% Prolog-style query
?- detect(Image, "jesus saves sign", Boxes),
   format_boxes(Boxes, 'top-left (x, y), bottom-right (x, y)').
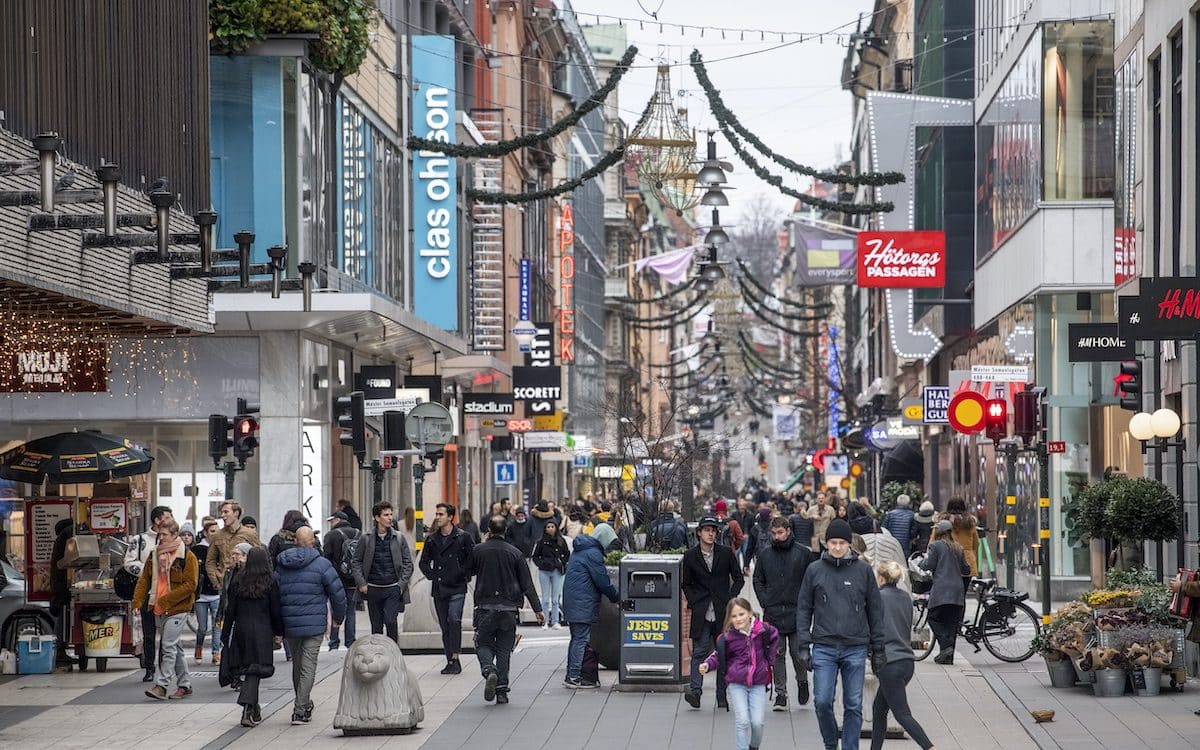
top-left (856, 231), bottom-right (946, 289)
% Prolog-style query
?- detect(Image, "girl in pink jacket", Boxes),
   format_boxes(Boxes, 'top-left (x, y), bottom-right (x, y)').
top-left (699, 597), bottom-right (780, 750)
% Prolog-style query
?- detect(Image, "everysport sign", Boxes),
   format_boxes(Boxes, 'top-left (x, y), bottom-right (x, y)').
top-left (856, 231), bottom-right (946, 288)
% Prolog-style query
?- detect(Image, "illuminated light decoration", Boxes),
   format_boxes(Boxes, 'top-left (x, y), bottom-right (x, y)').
top-left (626, 66), bottom-right (698, 215)
top-left (558, 204), bottom-right (575, 364)
top-left (1004, 324), bottom-right (1034, 362)
top-left (849, 461), bottom-right (864, 478)
top-left (948, 390), bottom-right (988, 434)
top-left (827, 326), bottom-right (842, 440)
top-left (883, 289), bottom-right (941, 362)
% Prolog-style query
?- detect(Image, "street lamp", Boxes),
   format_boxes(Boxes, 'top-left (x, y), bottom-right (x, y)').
top-left (1127, 407), bottom-right (1186, 574)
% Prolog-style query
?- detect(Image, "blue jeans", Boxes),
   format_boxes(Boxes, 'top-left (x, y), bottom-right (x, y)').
top-left (566, 622), bottom-right (591, 680)
top-left (726, 683), bottom-right (767, 750)
top-left (194, 596), bottom-right (221, 654)
top-left (538, 569), bottom-right (563, 624)
top-left (329, 586), bottom-right (357, 648)
top-left (812, 644), bottom-right (868, 750)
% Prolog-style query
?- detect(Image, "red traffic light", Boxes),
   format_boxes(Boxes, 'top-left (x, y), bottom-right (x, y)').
top-left (985, 398), bottom-right (1008, 443)
top-left (236, 416), bottom-right (258, 436)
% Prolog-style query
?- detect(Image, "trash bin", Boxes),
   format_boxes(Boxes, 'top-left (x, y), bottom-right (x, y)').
top-left (618, 553), bottom-right (683, 685)
top-left (81, 608), bottom-right (124, 657)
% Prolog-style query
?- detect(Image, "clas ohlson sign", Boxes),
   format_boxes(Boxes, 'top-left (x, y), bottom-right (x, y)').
top-left (412, 35), bottom-right (458, 330)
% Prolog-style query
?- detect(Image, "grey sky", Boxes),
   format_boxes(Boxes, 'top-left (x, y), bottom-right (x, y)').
top-left (576, 0), bottom-right (876, 226)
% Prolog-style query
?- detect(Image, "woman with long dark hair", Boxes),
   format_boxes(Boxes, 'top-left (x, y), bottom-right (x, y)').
top-left (919, 520), bottom-right (970, 665)
top-left (530, 520), bottom-right (570, 629)
top-left (220, 547), bottom-right (283, 728)
top-left (458, 508), bottom-right (482, 544)
top-left (268, 510), bottom-right (310, 564)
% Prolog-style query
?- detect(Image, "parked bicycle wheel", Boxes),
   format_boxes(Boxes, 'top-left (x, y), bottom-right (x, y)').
top-left (981, 600), bottom-right (1040, 662)
top-left (911, 598), bottom-right (937, 661)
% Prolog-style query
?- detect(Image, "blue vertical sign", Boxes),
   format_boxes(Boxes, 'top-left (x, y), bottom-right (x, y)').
top-left (411, 36), bottom-right (458, 330)
top-left (828, 326), bottom-right (841, 440)
top-left (518, 258), bottom-right (531, 321)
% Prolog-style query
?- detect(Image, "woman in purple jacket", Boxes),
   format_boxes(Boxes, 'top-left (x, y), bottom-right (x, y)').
top-left (699, 598), bottom-right (780, 750)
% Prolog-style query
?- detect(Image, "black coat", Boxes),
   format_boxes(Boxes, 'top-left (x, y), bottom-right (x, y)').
top-left (752, 536), bottom-right (815, 633)
top-left (505, 520), bottom-right (535, 557)
top-left (341, 506), bottom-right (364, 532)
top-left (219, 580), bottom-right (284, 687)
top-left (681, 543), bottom-right (744, 638)
top-left (531, 533), bottom-right (570, 573)
top-left (418, 527), bottom-right (474, 597)
top-left (322, 524), bottom-right (360, 585)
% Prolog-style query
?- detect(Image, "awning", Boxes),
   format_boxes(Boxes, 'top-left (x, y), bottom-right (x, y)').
top-left (880, 439), bottom-right (924, 484)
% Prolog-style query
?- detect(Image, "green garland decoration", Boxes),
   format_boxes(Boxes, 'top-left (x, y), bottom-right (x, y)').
top-left (611, 275), bottom-right (699, 304)
top-left (737, 337), bottom-right (810, 377)
top-left (740, 284), bottom-right (831, 323)
top-left (626, 300), bottom-right (707, 330)
top-left (621, 292), bottom-right (706, 324)
top-left (720, 122), bottom-right (894, 215)
top-left (740, 288), bottom-right (822, 337)
top-left (409, 45), bottom-right (638, 159)
top-left (736, 259), bottom-right (835, 311)
top-left (467, 145), bottom-right (627, 203)
top-left (690, 50), bottom-right (904, 187)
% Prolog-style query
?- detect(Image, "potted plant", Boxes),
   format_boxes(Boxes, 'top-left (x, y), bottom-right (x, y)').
top-left (879, 480), bottom-right (924, 514)
top-left (1078, 646), bottom-right (1128, 697)
top-left (1032, 631), bottom-right (1076, 688)
top-left (1116, 627), bottom-right (1176, 697)
top-left (1107, 478), bottom-right (1179, 570)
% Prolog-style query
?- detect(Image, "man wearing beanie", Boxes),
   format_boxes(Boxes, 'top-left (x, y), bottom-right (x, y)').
top-left (882, 494), bottom-right (916, 555)
top-left (795, 518), bottom-right (885, 750)
top-left (909, 501), bottom-right (936, 556)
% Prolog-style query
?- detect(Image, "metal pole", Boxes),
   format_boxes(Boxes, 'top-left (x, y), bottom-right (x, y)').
top-left (1038, 442), bottom-right (1051, 624)
top-left (223, 461), bottom-right (238, 501)
top-left (1155, 440), bottom-right (1165, 579)
top-left (1176, 441), bottom-right (1186, 572)
top-left (413, 458), bottom-right (426, 554)
top-left (1004, 440), bottom-right (1018, 590)
top-left (371, 459), bottom-right (384, 507)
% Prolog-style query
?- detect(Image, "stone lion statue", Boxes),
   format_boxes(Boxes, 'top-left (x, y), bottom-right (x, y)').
top-left (333, 634), bottom-right (424, 735)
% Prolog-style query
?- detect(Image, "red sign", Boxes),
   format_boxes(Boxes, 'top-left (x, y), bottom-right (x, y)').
top-left (1047, 441), bottom-right (1066, 454)
top-left (558, 204), bottom-right (575, 364)
top-left (948, 390), bottom-right (987, 434)
top-left (1115, 227), bottom-right (1136, 288)
top-left (856, 231), bottom-right (946, 288)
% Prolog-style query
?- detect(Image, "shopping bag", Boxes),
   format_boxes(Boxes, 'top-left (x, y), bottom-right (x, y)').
top-left (1169, 568), bottom-right (1199, 618)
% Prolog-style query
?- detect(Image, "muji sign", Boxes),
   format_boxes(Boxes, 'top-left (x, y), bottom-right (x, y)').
top-left (856, 231), bottom-right (946, 288)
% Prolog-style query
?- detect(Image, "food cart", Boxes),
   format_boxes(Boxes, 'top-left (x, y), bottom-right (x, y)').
top-left (63, 499), bottom-right (138, 672)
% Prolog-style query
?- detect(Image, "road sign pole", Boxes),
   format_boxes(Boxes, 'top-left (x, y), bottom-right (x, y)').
top-left (1003, 440), bottom-right (1018, 590)
top-left (1038, 440), bottom-right (1051, 624)
top-left (222, 460), bottom-right (239, 501)
top-left (369, 459), bottom-right (384, 507)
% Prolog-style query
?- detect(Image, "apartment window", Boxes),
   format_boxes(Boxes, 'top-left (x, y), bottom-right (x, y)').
top-left (1042, 22), bottom-right (1115, 200)
top-left (1113, 48), bottom-right (1140, 286)
top-left (1171, 33), bottom-right (1183, 274)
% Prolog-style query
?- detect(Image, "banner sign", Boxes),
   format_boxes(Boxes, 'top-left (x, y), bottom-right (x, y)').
top-left (1, 345), bottom-right (108, 393)
top-left (462, 392), bottom-right (514, 416)
top-left (623, 614), bottom-right (672, 644)
top-left (513, 366), bottom-right (562, 412)
top-left (411, 35), bottom-right (458, 330)
top-left (773, 404), bottom-right (800, 441)
top-left (856, 231), bottom-right (946, 288)
top-left (1119, 278), bottom-right (1200, 340)
top-left (518, 258), bottom-right (532, 321)
top-left (900, 397), bottom-right (924, 425)
top-left (922, 386), bottom-right (951, 424)
top-left (792, 222), bottom-right (857, 286)
top-left (24, 499), bottom-right (74, 602)
top-left (523, 431), bottom-right (566, 450)
top-left (1067, 323), bottom-right (1133, 362)
top-left (355, 365), bottom-right (397, 400)
top-left (970, 365), bottom-right (1029, 382)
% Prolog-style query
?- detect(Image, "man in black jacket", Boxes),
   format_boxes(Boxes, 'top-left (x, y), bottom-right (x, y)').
top-left (335, 499), bottom-right (363, 532)
top-left (321, 511), bottom-right (360, 650)
top-left (351, 502), bottom-right (414, 644)
top-left (419, 503), bottom-right (475, 675)
top-left (753, 516), bottom-right (815, 711)
top-left (795, 519), bottom-right (885, 750)
top-left (468, 515), bottom-right (544, 705)
top-left (504, 506), bottom-right (534, 557)
top-left (681, 515), bottom-right (744, 709)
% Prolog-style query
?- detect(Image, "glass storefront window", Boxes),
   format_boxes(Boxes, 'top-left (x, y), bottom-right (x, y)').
top-left (1114, 48), bottom-right (1140, 286)
top-left (1042, 22), bottom-right (1115, 200)
top-left (976, 30), bottom-right (1042, 259)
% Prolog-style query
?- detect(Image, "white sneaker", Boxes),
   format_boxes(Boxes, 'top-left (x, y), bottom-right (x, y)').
top-left (552, 623), bottom-right (563, 630)
top-left (541, 623), bottom-right (548, 630)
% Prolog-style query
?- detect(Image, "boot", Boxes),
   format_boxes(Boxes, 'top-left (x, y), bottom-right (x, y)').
top-left (252, 705), bottom-right (262, 724)
top-left (240, 705), bottom-right (256, 728)
top-left (195, 645), bottom-right (204, 662)
top-left (142, 667), bottom-right (154, 682)
top-left (934, 648), bottom-right (955, 665)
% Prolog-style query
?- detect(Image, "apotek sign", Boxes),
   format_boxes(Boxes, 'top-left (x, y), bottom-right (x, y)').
top-left (856, 231), bottom-right (946, 288)
top-left (411, 35), bottom-right (458, 330)
top-left (558, 204), bottom-right (575, 363)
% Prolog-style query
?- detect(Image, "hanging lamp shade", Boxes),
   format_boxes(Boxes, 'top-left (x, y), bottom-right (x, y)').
top-left (627, 66), bottom-right (699, 215)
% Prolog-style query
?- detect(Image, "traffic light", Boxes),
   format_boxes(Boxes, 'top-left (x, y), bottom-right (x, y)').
top-left (1119, 360), bottom-right (1142, 411)
top-left (985, 398), bottom-right (1008, 443)
top-left (232, 415), bottom-right (259, 464)
top-left (208, 414), bottom-right (233, 468)
top-left (383, 410), bottom-right (407, 451)
top-left (1013, 389), bottom-right (1040, 445)
top-left (336, 391), bottom-right (367, 466)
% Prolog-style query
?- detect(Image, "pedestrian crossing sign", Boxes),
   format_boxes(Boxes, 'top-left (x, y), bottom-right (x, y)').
top-left (494, 461), bottom-right (517, 485)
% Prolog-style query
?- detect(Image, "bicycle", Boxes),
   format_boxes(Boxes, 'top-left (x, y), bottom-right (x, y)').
top-left (912, 576), bottom-right (1041, 663)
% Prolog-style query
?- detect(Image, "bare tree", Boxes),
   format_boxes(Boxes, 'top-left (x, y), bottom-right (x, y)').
top-left (730, 192), bottom-right (784, 281)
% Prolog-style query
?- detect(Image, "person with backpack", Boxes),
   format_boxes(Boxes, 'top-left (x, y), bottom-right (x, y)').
top-left (713, 500), bottom-right (746, 552)
top-left (418, 503), bottom-right (475, 674)
top-left (647, 500), bottom-right (688, 551)
top-left (881, 494), bottom-right (916, 556)
top-left (682, 515), bottom-right (744, 710)
top-left (697, 597), bottom-right (779, 750)
top-left (753, 516), bottom-right (815, 711)
top-left (322, 511), bottom-right (361, 651)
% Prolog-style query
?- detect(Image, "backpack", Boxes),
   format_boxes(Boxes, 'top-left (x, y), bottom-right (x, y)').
top-left (337, 527), bottom-right (361, 578)
top-left (650, 519), bottom-right (684, 551)
top-left (715, 626), bottom-right (774, 691)
top-left (716, 519), bottom-right (744, 550)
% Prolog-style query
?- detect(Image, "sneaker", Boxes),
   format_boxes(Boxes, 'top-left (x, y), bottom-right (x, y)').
top-left (241, 705), bottom-right (257, 728)
top-left (578, 679), bottom-right (600, 689)
top-left (684, 691), bottom-right (701, 709)
top-left (291, 707), bottom-right (312, 725)
top-left (328, 642), bottom-right (339, 652)
top-left (446, 659), bottom-right (462, 674)
top-left (144, 685), bottom-right (167, 701)
top-left (796, 681), bottom-right (810, 706)
top-left (142, 668), bottom-right (154, 683)
top-left (169, 686), bottom-right (193, 700)
top-left (933, 649), bottom-right (955, 665)
top-left (563, 677), bottom-right (583, 689)
top-left (483, 672), bottom-right (499, 702)
top-left (772, 694), bottom-right (787, 711)
top-left (552, 623), bottom-right (563, 630)
top-left (540, 623), bottom-right (548, 630)
top-left (496, 692), bottom-right (509, 705)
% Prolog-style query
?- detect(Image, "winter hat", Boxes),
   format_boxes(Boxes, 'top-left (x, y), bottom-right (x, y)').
top-left (179, 522), bottom-right (195, 537)
top-left (697, 515), bottom-right (721, 531)
top-left (590, 523), bottom-right (618, 550)
top-left (896, 494), bottom-right (912, 508)
top-left (915, 502), bottom-right (935, 523)
top-left (234, 542), bottom-right (252, 556)
top-left (241, 516), bottom-right (257, 527)
top-left (757, 506), bottom-right (772, 520)
top-left (825, 519), bottom-right (853, 544)
top-left (934, 519), bottom-right (953, 535)
top-left (714, 499), bottom-right (728, 514)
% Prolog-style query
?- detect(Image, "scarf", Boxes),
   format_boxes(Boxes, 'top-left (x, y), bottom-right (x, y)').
top-left (153, 537), bottom-right (183, 613)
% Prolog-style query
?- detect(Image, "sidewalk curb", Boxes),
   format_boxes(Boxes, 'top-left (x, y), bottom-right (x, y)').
top-left (198, 652), bottom-right (346, 750)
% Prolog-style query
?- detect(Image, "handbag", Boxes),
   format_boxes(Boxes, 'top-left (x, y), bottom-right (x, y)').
top-left (113, 568), bottom-right (137, 600)
top-left (1169, 568), bottom-right (1199, 618)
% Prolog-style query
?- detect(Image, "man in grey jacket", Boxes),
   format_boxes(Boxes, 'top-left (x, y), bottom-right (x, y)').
top-left (795, 519), bottom-right (886, 750)
top-left (351, 501), bottom-right (413, 643)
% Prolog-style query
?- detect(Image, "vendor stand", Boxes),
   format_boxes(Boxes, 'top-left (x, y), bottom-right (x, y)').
top-left (64, 499), bottom-right (137, 672)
